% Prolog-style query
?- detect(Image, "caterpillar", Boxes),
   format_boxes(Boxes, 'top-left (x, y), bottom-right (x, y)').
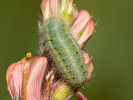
top-left (42, 17), bottom-right (88, 85)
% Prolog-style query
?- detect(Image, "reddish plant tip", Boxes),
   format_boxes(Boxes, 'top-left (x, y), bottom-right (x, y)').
top-left (77, 92), bottom-right (88, 100)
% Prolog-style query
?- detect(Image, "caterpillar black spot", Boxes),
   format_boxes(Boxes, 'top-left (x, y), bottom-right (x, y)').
top-left (41, 17), bottom-right (88, 85)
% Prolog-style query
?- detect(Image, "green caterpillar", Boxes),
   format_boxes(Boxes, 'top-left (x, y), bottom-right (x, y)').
top-left (42, 17), bottom-right (88, 85)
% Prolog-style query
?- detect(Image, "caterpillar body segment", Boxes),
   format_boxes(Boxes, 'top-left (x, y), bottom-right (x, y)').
top-left (42, 17), bottom-right (88, 84)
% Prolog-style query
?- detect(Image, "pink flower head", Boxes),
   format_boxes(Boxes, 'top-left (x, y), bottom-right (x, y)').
top-left (6, 0), bottom-right (96, 99)
top-left (6, 56), bottom-right (48, 100)
top-left (6, 53), bottom-right (93, 100)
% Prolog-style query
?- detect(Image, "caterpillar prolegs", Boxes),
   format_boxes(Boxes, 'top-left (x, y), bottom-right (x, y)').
top-left (42, 17), bottom-right (88, 85)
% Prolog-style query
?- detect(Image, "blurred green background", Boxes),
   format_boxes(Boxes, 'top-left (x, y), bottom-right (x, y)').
top-left (0, 0), bottom-right (133, 100)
